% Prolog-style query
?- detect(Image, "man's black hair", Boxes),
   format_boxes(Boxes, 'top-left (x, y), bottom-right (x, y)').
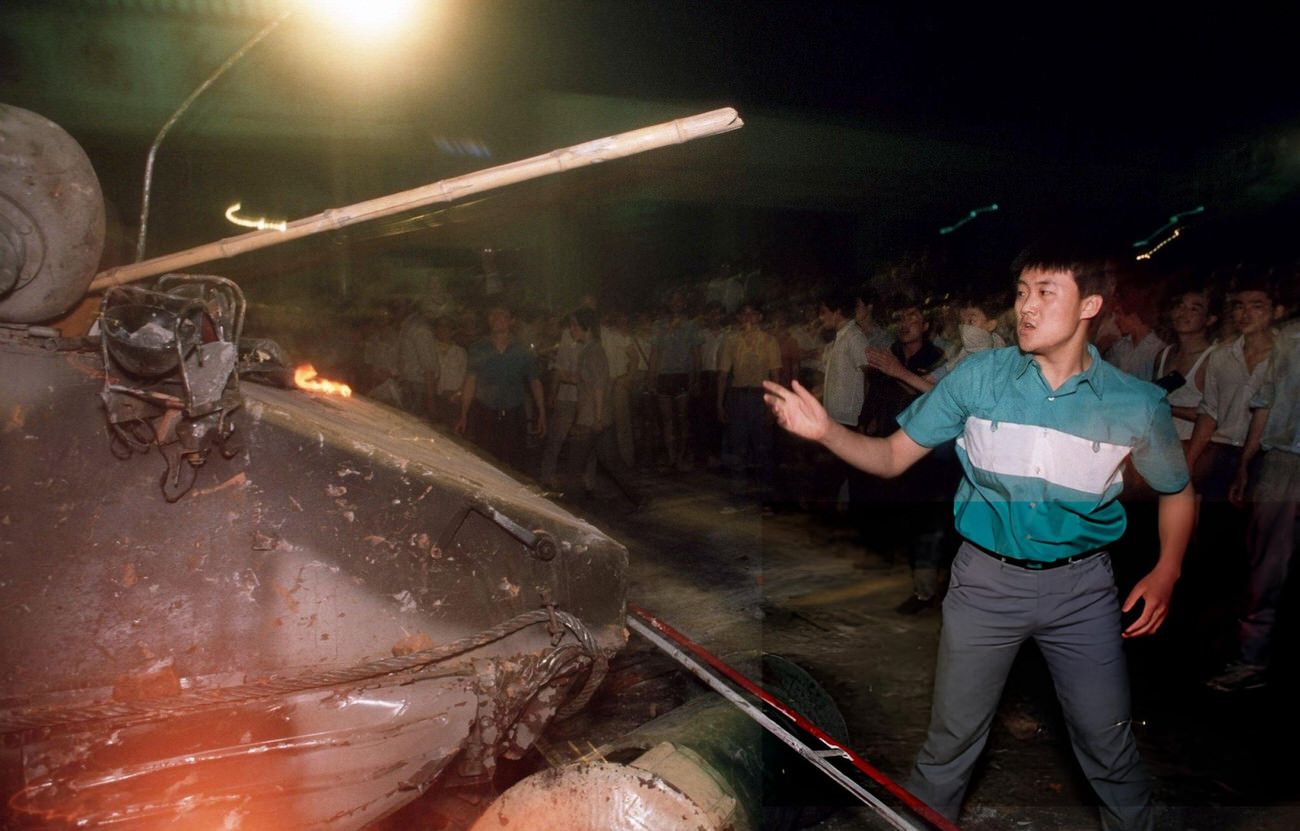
top-left (1011, 240), bottom-right (1121, 304)
top-left (957, 292), bottom-right (1010, 322)
top-left (884, 292), bottom-right (933, 333)
top-left (573, 306), bottom-right (599, 334)
top-left (821, 288), bottom-right (856, 319)
top-left (855, 286), bottom-right (881, 310)
top-left (1227, 265), bottom-right (1281, 304)
top-left (483, 299), bottom-right (514, 317)
top-left (1113, 279), bottom-right (1165, 328)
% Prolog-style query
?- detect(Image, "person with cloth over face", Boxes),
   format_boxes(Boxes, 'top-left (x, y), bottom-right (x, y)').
top-left (763, 243), bottom-right (1195, 830)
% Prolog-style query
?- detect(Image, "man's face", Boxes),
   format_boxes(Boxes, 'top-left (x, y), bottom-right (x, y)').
top-left (819, 304), bottom-right (838, 328)
top-left (1112, 305), bottom-right (1142, 338)
top-left (1170, 292), bottom-right (1213, 335)
top-left (959, 306), bottom-right (991, 330)
top-left (1231, 290), bottom-right (1278, 336)
top-left (855, 298), bottom-right (873, 323)
top-left (1014, 268), bottom-right (1091, 354)
top-left (487, 307), bottom-right (512, 334)
top-left (892, 308), bottom-right (927, 345)
top-left (739, 307), bottom-right (761, 329)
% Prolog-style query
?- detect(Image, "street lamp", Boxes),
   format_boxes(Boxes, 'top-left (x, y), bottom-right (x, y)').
top-left (306, 0), bottom-right (424, 38)
top-left (132, 0), bottom-right (423, 262)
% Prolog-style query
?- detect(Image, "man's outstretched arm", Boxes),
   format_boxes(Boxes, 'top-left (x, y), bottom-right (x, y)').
top-left (762, 379), bottom-right (931, 478)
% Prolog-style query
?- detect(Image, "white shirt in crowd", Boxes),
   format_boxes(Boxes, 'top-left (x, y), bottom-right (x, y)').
top-left (553, 329), bottom-right (581, 403)
top-left (397, 314), bottom-right (439, 386)
top-left (435, 342), bottom-right (467, 396)
top-left (700, 326), bottom-right (727, 373)
top-left (1200, 333), bottom-right (1274, 447)
top-left (822, 319), bottom-right (871, 426)
top-left (601, 325), bottom-right (632, 379)
top-left (1105, 330), bottom-right (1167, 382)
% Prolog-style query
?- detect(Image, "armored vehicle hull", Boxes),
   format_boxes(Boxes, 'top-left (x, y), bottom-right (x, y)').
top-left (0, 103), bottom-right (634, 830)
top-left (0, 330), bottom-right (627, 829)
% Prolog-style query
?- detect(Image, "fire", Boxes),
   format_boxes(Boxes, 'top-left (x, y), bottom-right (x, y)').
top-left (294, 364), bottom-right (352, 398)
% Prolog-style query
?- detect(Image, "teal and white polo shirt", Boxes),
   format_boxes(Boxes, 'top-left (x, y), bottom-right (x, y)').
top-left (896, 345), bottom-right (1189, 562)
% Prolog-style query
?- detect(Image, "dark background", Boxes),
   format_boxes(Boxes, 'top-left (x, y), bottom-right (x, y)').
top-left (2, 0), bottom-right (1297, 311)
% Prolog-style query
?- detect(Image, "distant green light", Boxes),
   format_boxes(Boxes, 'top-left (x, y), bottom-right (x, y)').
top-left (1133, 206), bottom-right (1203, 248)
top-left (939, 203), bottom-right (998, 235)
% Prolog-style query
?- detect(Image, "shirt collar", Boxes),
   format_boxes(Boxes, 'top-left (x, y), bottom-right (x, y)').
top-left (1013, 344), bottom-right (1106, 399)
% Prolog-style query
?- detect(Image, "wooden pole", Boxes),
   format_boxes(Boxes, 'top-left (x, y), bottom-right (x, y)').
top-left (91, 108), bottom-right (743, 293)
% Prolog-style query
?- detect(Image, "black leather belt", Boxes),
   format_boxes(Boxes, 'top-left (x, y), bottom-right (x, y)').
top-left (968, 540), bottom-right (1105, 571)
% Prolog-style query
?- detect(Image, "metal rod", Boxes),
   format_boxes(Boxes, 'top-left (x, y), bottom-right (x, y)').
top-left (96, 107), bottom-right (744, 292)
top-left (628, 603), bottom-right (962, 831)
top-left (134, 8), bottom-right (295, 263)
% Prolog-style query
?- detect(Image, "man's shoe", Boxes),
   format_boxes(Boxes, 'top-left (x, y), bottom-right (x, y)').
top-left (1204, 662), bottom-right (1267, 692)
top-left (895, 594), bottom-right (936, 615)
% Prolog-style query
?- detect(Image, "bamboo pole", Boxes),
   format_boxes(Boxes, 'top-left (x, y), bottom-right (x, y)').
top-left (91, 108), bottom-right (743, 293)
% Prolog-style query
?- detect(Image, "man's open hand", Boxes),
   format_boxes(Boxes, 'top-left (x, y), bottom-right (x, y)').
top-left (763, 379), bottom-right (830, 442)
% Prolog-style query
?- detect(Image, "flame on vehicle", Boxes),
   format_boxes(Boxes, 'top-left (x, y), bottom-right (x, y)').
top-left (294, 364), bottom-right (352, 398)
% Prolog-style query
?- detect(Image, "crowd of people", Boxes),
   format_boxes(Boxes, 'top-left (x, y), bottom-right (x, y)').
top-left (333, 276), bottom-right (1021, 519)
top-left (274, 248), bottom-right (1296, 830)
top-left (302, 259), bottom-right (1296, 684)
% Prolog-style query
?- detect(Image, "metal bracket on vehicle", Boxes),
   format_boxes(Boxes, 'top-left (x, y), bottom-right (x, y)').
top-left (98, 274), bottom-right (245, 501)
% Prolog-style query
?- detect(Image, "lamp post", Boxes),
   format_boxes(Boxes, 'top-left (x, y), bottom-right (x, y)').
top-left (132, 0), bottom-right (424, 262)
top-left (133, 8), bottom-right (293, 262)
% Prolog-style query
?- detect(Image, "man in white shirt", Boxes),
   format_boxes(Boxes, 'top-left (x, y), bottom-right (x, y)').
top-left (540, 311), bottom-right (582, 490)
top-left (432, 317), bottom-right (467, 427)
top-left (1104, 283), bottom-right (1167, 382)
top-left (820, 290), bottom-right (872, 427)
top-left (601, 310), bottom-right (639, 467)
top-left (1209, 318), bottom-right (1300, 692)
top-left (1187, 279), bottom-right (1284, 501)
top-left (1185, 277), bottom-right (1284, 650)
top-left (806, 289), bottom-right (875, 530)
top-left (397, 303), bottom-right (439, 421)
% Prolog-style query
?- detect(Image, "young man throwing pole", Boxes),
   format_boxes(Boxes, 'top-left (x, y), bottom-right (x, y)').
top-left (763, 247), bottom-right (1196, 831)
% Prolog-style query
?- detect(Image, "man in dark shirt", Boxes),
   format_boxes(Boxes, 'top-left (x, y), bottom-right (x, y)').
top-left (862, 299), bottom-right (955, 606)
top-left (457, 302), bottom-right (547, 471)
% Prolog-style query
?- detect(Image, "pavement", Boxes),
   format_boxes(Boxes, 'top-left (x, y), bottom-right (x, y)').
top-left (560, 463), bottom-right (1300, 831)
top-left (384, 461), bottom-right (1300, 831)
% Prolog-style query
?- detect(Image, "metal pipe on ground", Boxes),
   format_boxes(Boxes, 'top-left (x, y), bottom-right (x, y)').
top-left (467, 654), bottom-right (852, 831)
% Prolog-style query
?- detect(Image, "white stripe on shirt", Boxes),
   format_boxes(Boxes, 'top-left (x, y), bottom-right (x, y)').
top-left (957, 417), bottom-right (1130, 497)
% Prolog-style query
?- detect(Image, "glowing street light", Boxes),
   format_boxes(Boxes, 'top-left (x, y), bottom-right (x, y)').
top-left (133, 0), bottom-right (424, 262)
top-left (306, 0), bottom-right (424, 38)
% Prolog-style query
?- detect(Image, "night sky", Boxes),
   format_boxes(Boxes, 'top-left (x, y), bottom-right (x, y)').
top-left (464, 2), bottom-right (1296, 160)
top-left (3, 1), bottom-right (1297, 301)
top-left (300, 0), bottom-right (1300, 276)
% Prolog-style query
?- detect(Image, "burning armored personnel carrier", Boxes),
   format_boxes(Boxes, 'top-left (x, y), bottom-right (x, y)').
top-left (0, 103), bottom-right (741, 829)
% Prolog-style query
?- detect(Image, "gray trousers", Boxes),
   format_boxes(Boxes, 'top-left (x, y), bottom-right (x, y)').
top-left (539, 399), bottom-right (577, 487)
top-left (1241, 450), bottom-right (1300, 667)
top-left (908, 542), bottom-right (1152, 831)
